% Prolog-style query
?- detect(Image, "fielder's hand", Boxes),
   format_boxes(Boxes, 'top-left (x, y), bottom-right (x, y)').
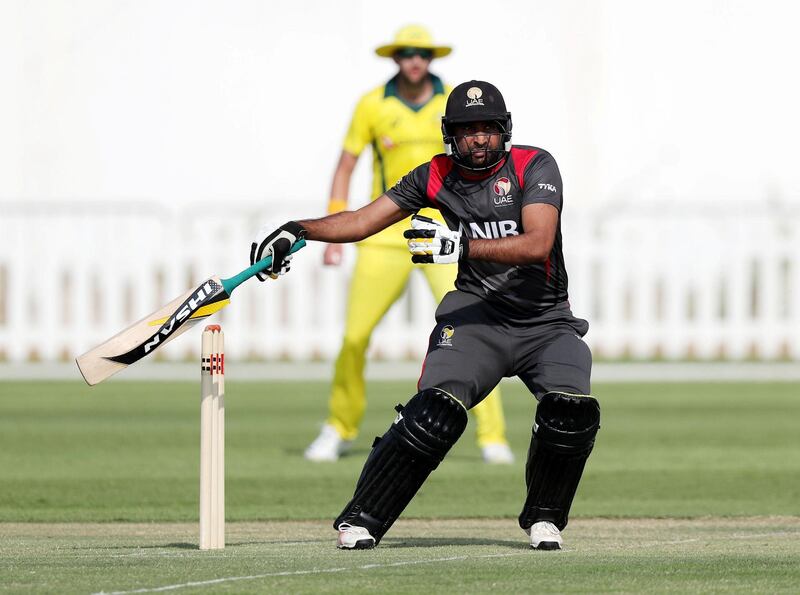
top-left (323, 244), bottom-right (344, 266)
top-left (250, 221), bottom-right (306, 280)
top-left (403, 214), bottom-right (468, 264)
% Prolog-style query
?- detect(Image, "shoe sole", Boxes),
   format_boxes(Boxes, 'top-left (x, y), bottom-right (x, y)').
top-left (531, 541), bottom-right (561, 550)
top-left (337, 538), bottom-right (375, 550)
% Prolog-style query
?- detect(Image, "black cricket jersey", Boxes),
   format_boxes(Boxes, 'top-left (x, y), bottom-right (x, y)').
top-left (386, 145), bottom-right (569, 318)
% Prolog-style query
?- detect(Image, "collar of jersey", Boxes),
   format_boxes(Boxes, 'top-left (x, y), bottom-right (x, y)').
top-left (384, 74), bottom-right (445, 112)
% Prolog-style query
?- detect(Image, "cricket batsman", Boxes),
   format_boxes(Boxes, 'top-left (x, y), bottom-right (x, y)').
top-left (304, 25), bottom-right (513, 465)
top-left (251, 80), bottom-right (600, 550)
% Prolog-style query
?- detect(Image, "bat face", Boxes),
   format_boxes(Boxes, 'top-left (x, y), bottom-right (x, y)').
top-left (77, 238), bottom-right (308, 387)
top-left (107, 279), bottom-right (228, 364)
top-left (76, 277), bottom-right (231, 385)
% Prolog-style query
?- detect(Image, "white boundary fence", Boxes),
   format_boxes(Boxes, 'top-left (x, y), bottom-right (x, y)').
top-left (1, 200), bottom-right (799, 363)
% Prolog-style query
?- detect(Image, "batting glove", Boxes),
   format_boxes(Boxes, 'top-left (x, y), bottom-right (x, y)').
top-left (250, 221), bottom-right (306, 280)
top-left (403, 214), bottom-right (468, 264)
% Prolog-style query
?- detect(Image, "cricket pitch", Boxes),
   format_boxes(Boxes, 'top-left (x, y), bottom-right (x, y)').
top-left (2, 517), bottom-right (799, 594)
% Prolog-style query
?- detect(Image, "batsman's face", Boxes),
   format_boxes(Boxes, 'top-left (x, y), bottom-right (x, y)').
top-left (453, 121), bottom-right (503, 168)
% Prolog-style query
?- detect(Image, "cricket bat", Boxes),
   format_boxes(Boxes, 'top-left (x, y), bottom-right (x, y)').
top-left (76, 239), bottom-right (306, 386)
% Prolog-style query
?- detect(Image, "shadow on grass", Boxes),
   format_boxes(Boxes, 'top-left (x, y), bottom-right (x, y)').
top-left (72, 539), bottom-right (327, 551)
top-left (166, 542), bottom-right (199, 549)
top-left (383, 537), bottom-right (526, 549)
top-left (70, 542), bottom-right (201, 551)
top-left (71, 536), bottom-right (527, 551)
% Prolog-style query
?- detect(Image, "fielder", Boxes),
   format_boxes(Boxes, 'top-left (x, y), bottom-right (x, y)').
top-left (251, 80), bottom-right (600, 550)
top-left (307, 24), bottom-right (512, 464)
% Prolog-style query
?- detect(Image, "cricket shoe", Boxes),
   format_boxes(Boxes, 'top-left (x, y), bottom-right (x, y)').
top-left (336, 523), bottom-right (376, 550)
top-left (304, 424), bottom-right (353, 462)
top-left (481, 442), bottom-right (515, 464)
top-left (526, 521), bottom-right (563, 550)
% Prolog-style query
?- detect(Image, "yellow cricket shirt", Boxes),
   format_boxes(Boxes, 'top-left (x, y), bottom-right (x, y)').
top-left (342, 74), bottom-right (450, 247)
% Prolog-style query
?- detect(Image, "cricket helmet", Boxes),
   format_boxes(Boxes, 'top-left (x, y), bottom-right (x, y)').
top-left (441, 80), bottom-right (512, 170)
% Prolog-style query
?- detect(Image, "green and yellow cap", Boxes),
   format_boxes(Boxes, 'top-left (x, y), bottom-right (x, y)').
top-left (375, 24), bottom-right (452, 58)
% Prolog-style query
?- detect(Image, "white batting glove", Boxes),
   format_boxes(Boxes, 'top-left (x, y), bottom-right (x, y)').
top-left (403, 214), bottom-right (468, 264)
top-left (250, 221), bottom-right (306, 281)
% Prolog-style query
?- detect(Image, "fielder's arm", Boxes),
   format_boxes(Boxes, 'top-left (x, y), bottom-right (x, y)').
top-left (300, 194), bottom-right (409, 243)
top-left (323, 151), bottom-right (359, 266)
top-left (468, 203), bottom-right (558, 265)
top-left (327, 151), bottom-right (358, 214)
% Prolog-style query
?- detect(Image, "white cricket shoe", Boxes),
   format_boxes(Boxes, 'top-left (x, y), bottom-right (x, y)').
top-left (304, 424), bottom-right (353, 462)
top-left (526, 521), bottom-right (563, 550)
top-left (481, 443), bottom-right (515, 464)
top-left (336, 523), bottom-right (376, 550)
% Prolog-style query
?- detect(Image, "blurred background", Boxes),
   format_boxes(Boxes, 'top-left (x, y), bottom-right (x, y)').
top-left (2, 0), bottom-right (799, 369)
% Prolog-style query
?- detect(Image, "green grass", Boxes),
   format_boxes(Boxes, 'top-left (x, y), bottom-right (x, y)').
top-left (1, 379), bottom-right (799, 593)
top-left (2, 518), bottom-right (799, 594)
top-left (1, 380), bottom-right (799, 522)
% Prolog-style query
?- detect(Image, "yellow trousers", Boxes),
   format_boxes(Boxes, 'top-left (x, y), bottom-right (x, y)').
top-left (327, 244), bottom-right (508, 447)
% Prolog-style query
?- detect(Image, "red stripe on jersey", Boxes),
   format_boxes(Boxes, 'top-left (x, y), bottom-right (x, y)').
top-left (510, 147), bottom-right (538, 190)
top-left (426, 156), bottom-right (453, 206)
top-left (545, 256), bottom-right (551, 284)
top-left (417, 327), bottom-right (437, 390)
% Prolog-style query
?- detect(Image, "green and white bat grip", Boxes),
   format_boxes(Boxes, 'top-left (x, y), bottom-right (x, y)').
top-left (221, 239), bottom-right (307, 295)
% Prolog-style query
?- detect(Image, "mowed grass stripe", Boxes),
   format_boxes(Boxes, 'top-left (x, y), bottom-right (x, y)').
top-left (1, 380), bottom-right (799, 522)
top-left (3, 378), bottom-right (798, 592)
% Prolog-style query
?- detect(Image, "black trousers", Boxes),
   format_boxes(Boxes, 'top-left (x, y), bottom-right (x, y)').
top-left (418, 291), bottom-right (592, 408)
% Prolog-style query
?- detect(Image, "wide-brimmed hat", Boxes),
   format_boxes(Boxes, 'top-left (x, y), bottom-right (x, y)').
top-left (375, 24), bottom-right (452, 58)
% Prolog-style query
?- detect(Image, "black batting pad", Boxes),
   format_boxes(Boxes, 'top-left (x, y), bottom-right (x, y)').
top-left (334, 388), bottom-right (467, 544)
top-left (519, 392), bottom-right (600, 531)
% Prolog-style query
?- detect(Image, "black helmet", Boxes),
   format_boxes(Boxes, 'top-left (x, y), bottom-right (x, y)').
top-left (441, 80), bottom-right (512, 170)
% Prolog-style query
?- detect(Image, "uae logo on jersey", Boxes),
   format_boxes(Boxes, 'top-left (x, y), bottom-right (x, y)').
top-left (493, 177), bottom-right (511, 196)
top-left (466, 87), bottom-right (484, 107)
top-left (437, 325), bottom-right (455, 347)
top-left (493, 177), bottom-right (513, 206)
